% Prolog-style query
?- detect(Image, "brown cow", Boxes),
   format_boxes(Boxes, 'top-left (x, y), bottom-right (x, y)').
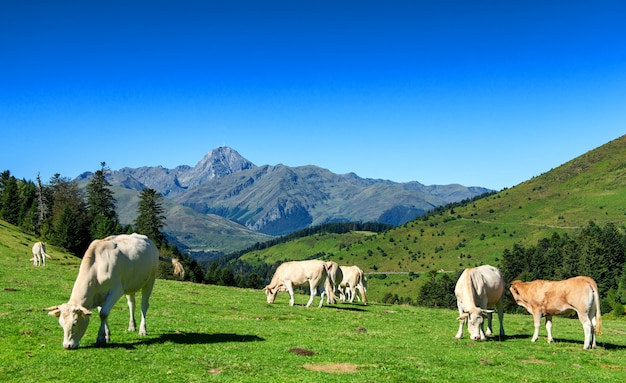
top-left (509, 276), bottom-right (602, 349)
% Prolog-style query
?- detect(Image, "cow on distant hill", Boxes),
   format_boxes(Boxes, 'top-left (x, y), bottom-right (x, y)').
top-left (510, 276), bottom-right (602, 349)
top-left (454, 265), bottom-right (505, 341)
top-left (265, 260), bottom-right (329, 308)
top-left (31, 241), bottom-right (50, 266)
top-left (44, 233), bottom-right (185, 349)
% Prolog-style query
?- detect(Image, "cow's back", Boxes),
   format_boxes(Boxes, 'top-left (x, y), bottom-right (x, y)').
top-left (88, 233), bottom-right (159, 294)
top-left (32, 241), bottom-right (43, 254)
top-left (455, 265), bottom-right (504, 309)
top-left (275, 260), bottom-right (325, 284)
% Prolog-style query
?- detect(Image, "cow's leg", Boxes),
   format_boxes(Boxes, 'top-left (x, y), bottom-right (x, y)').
top-left (485, 311), bottom-right (493, 337)
top-left (138, 280), bottom-right (155, 336)
top-left (306, 280), bottom-right (317, 307)
top-left (497, 300), bottom-right (505, 338)
top-left (358, 283), bottom-right (368, 305)
top-left (578, 312), bottom-right (593, 349)
top-left (545, 315), bottom-right (554, 343)
top-left (455, 302), bottom-right (465, 339)
top-left (126, 293), bottom-right (137, 332)
top-left (531, 313), bottom-right (542, 342)
top-left (349, 285), bottom-right (357, 303)
top-left (284, 281), bottom-right (295, 306)
top-left (97, 288), bottom-right (124, 346)
top-left (590, 314), bottom-right (597, 349)
top-left (317, 284), bottom-right (326, 308)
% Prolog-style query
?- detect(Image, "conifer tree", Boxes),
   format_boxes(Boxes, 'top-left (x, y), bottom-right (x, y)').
top-left (0, 174), bottom-right (20, 225)
top-left (134, 188), bottom-right (166, 247)
top-left (86, 162), bottom-right (118, 238)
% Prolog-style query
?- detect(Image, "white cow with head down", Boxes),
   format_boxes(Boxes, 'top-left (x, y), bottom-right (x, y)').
top-left (44, 233), bottom-right (184, 349)
top-left (454, 265), bottom-right (505, 341)
top-left (265, 260), bottom-right (330, 308)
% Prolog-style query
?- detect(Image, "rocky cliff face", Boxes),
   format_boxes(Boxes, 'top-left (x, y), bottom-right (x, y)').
top-left (78, 147), bottom-right (492, 236)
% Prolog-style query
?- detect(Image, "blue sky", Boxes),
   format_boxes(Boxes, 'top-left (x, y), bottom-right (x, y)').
top-left (1, 1), bottom-right (624, 191)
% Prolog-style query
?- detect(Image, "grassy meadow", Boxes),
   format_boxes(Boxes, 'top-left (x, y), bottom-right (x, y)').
top-left (2, 221), bottom-right (626, 382)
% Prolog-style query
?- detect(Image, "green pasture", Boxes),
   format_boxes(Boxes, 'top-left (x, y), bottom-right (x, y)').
top-left (2, 235), bottom-right (626, 382)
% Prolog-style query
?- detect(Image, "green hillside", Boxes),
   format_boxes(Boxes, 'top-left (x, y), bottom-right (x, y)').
top-left (238, 135), bottom-right (626, 302)
top-left (1, 222), bottom-right (626, 382)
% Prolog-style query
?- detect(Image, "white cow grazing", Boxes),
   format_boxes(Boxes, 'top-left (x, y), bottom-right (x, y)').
top-left (338, 265), bottom-right (368, 305)
top-left (454, 265), bottom-right (505, 341)
top-left (510, 276), bottom-right (602, 349)
top-left (44, 233), bottom-right (185, 349)
top-left (265, 260), bottom-right (330, 308)
top-left (31, 241), bottom-right (50, 266)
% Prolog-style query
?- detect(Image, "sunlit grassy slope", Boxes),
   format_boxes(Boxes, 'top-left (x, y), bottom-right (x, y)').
top-left (1, 222), bottom-right (626, 382)
top-left (239, 135), bottom-right (626, 301)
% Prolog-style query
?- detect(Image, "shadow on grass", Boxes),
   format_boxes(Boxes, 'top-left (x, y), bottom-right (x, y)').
top-left (485, 334), bottom-right (626, 350)
top-left (549, 337), bottom-right (626, 350)
top-left (90, 332), bottom-right (264, 350)
top-left (460, 334), bottom-right (531, 343)
top-left (323, 305), bottom-right (368, 312)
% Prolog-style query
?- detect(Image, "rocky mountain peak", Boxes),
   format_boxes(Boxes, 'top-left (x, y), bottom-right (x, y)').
top-left (176, 147), bottom-right (257, 188)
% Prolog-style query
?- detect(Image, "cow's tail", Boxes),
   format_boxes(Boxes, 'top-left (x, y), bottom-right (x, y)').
top-left (159, 256), bottom-right (185, 279)
top-left (592, 281), bottom-right (602, 336)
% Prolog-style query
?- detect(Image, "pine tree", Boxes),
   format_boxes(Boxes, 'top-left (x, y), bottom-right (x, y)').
top-left (134, 188), bottom-right (166, 247)
top-left (86, 162), bottom-right (118, 238)
top-left (0, 175), bottom-right (20, 225)
top-left (43, 174), bottom-right (91, 254)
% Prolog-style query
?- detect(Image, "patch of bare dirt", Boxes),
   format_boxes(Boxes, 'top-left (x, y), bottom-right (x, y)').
top-left (304, 363), bottom-right (359, 373)
top-left (519, 356), bottom-right (553, 365)
top-left (601, 364), bottom-right (626, 370)
top-left (290, 347), bottom-right (315, 356)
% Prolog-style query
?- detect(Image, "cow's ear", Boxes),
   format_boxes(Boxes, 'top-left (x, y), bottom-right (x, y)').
top-left (457, 313), bottom-right (469, 321)
top-left (78, 306), bottom-right (92, 316)
top-left (482, 309), bottom-right (495, 317)
top-left (43, 306), bottom-right (61, 317)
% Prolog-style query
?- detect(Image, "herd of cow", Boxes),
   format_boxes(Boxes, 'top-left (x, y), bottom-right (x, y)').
top-left (35, 234), bottom-right (602, 350)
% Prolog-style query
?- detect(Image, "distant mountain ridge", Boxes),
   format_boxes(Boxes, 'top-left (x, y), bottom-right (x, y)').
top-left (76, 146), bottom-right (492, 241)
top-left (78, 147), bottom-right (256, 197)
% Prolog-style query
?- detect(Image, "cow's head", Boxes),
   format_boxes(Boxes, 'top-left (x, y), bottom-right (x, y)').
top-left (458, 307), bottom-right (493, 341)
top-left (265, 286), bottom-right (277, 304)
top-left (509, 281), bottom-right (524, 305)
top-left (44, 304), bottom-right (92, 349)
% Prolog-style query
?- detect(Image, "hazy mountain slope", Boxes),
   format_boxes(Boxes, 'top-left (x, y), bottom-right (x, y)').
top-left (172, 163), bottom-right (487, 235)
top-left (90, 184), bottom-right (272, 254)
top-left (90, 147), bottom-right (491, 237)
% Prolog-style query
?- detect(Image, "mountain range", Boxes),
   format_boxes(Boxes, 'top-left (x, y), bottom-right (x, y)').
top-left (76, 147), bottom-right (491, 255)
